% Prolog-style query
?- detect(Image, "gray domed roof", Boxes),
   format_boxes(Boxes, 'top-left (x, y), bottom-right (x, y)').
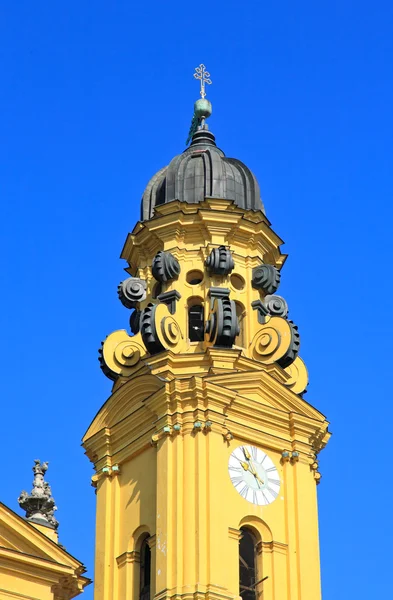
top-left (141, 128), bottom-right (265, 221)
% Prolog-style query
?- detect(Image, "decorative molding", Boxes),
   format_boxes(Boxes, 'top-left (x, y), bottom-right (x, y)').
top-left (260, 540), bottom-right (288, 555)
top-left (310, 458), bottom-right (322, 484)
top-left (251, 299), bottom-right (269, 324)
top-left (228, 527), bottom-right (241, 541)
top-left (116, 550), bottom-right (140, 567)
top-left (157, 290), bottom-right (181, 314)
top-left (208, 286), bottom-right (230, 307)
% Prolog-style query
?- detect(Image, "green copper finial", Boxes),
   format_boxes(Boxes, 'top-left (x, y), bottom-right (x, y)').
top-left (186, 64), bottom-right (213, 145)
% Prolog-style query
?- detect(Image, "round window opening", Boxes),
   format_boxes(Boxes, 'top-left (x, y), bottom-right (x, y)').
top-left (230, 274), bottom-right (245, 290)
top-left (186, 270), bottom-right (204, 285)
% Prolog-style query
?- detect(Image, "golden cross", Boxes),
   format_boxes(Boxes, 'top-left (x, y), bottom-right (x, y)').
top-left (194, 64), bottom-right (212, 99)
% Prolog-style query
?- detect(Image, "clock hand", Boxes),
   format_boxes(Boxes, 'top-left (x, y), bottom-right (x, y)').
top-left (243, 448), bottom-right (258, 474)
top-left (254, 473), bottom-right (264, 485)
top-left (242, 447), bottom-right (264, 484)
top-left (234, 457), bottom-right (251, 471)
top-left (243, 447), bottom-right (251, 460)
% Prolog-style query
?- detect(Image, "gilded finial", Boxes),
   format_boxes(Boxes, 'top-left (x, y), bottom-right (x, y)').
top-left (194, 64), bottom-right (212, 99)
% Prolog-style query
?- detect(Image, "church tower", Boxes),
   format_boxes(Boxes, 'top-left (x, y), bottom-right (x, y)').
top-left (83, 66), bottom-right (330, 600)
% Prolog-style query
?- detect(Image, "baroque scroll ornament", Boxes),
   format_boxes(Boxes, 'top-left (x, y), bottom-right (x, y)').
top-left (250, 316), bottom-right (300, 368)
top-left (283, 356), bottom-right (308, 395)
top-left (205, 297), bottom-right (239, 347)
top-left (141, 303), bottom-right (184, 355)
top-left (99, 330), bottom-right (145, 380)
top-left (205, 246), bottom-right (235, 276)
top-left (252, 264), bottom-right (281, 295)
top-left (264, 294), bottom-right (288, 318)
top-left (118, 278), bottom-right (147, 308)
top-left (152, 251), bottom-right (180, 282)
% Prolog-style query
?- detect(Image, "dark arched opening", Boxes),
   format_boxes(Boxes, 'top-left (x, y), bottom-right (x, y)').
top-left (188, 299), bottom-right (204, 342)
top-left (239, 527), bottom-right (257, 600)
top-left (139, 537), bottom-right (151, 600)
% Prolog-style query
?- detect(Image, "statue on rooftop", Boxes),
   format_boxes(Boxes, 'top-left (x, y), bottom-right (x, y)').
top-left (18, 460), bottom-right (59, 529)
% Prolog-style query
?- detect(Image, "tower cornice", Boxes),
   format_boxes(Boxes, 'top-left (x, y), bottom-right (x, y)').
top-left (83, 364), bottom-right (329, 473)
top-left (121, 199), bottom-right (286, 276)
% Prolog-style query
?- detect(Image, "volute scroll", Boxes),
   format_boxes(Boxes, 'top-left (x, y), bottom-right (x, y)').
top-left (283, 356), bottom-right (308, 395)
top-left (141, 302), bottom-right (185, 355)
top-left (99, 330), bottom-right (146, 381)
top-left (250, 316), bottom-right (300, 368)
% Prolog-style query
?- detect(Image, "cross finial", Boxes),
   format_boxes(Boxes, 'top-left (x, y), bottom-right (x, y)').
top-left (194, 64), bottom-right (212, 99)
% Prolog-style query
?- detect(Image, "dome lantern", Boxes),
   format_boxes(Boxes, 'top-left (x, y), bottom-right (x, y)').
top-left (141, 65), bottom-right (265, 220)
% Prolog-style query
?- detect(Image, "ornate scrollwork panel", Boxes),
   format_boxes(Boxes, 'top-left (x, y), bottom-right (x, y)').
top-left (141, 302), bottom-right (184, 355)
top-left (99, 330), bottom-right (146, 380)
top-left (250, 316), bottom-right (300, 367)
top-left (252, 264), bottom-right (280, 294)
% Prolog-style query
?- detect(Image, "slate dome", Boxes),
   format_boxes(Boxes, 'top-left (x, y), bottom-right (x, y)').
top-left (141, 127), bottom-right (265, 221)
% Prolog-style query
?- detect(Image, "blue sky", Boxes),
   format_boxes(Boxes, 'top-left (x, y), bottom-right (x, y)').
top-left (1, 2), bottom-right (392, 598)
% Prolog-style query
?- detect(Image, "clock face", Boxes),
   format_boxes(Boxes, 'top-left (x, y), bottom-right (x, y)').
top-left (228, 445), bottom-right (280, 506)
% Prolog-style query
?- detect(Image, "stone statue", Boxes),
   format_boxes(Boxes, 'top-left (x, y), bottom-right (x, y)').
top-left (18, 460), bottom-right (59, 529)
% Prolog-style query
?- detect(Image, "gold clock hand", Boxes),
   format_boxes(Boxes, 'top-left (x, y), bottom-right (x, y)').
top-left (254, 473), bottom-right (264, 485)
top-left (234, 457), bottom-right (251, 471)
top-left (242, 448), bottom-right (265, 484)
top-left (243, 447), bottom-right (251, 460)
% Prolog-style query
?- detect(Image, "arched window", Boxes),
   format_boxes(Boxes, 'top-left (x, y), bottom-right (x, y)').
top-left (239, 527), bottom-right (257, 600)
top-left (139, 537), bottom-right (151, 600)
top-left (188, 298), bottom-right (204, 342)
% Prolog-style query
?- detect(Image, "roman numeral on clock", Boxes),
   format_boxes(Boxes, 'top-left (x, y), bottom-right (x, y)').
top-left (230, 476), bottom-right (243, 485)
top-left (267, 487), bottom-right (278, 499)
top-left (268, 478), bottom-right (280, 486)
top-left (238, 484), bottom-right (248, 498)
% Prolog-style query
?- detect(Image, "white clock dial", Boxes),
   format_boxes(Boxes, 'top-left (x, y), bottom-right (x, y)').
top-left (228, 445), bottom-right (280, 506)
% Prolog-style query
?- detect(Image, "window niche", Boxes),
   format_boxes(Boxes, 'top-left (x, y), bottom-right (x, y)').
top-left (139, 536), bottom-right (151, 600)
top-left (188, 297), bottom-right (204, 342)
top-left (239, 527), bottom-right (258, 600)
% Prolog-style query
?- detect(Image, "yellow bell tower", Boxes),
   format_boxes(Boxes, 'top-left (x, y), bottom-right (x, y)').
top-left (83, 71), bottom-right (330, 600)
